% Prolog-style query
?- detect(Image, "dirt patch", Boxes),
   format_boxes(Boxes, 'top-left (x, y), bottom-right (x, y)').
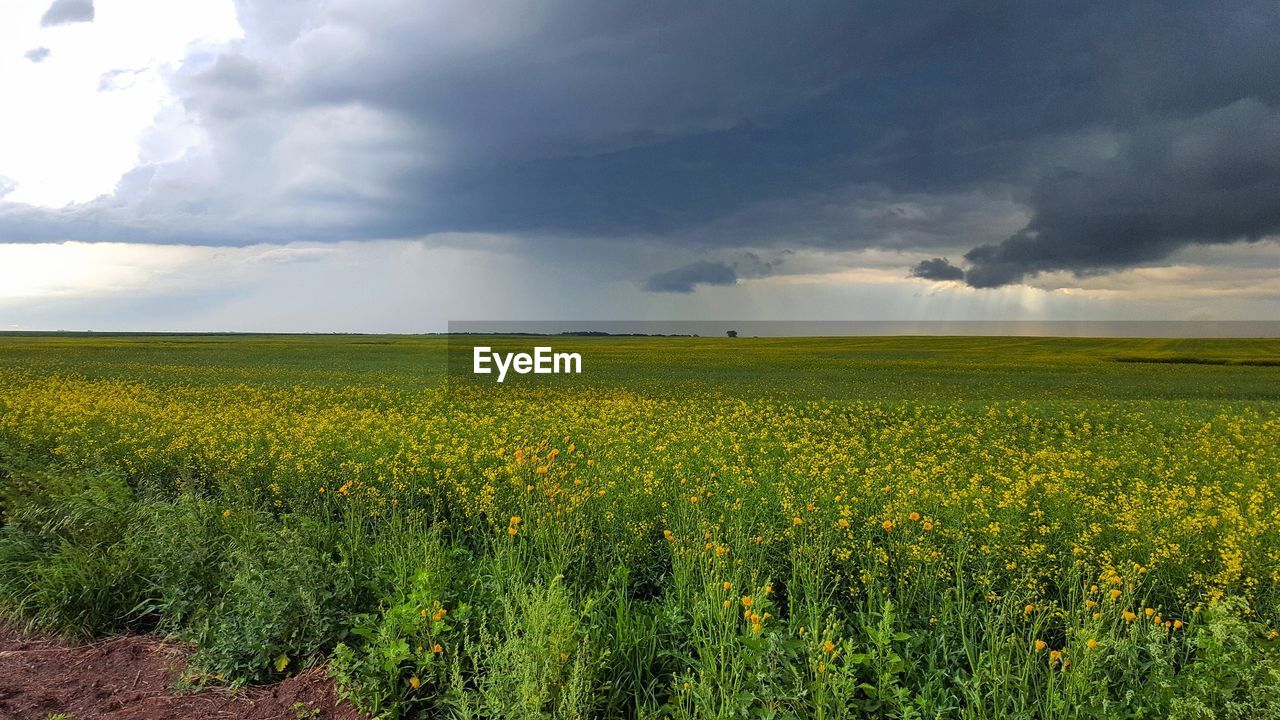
top-left (0, 625), bottom-right (365, 720)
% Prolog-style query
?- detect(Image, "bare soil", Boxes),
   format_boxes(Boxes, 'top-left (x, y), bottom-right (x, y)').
top-left (0, 625), bottom-right (364, 720)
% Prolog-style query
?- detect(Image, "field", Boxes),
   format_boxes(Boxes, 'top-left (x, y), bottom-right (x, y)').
top-left (1, 334), bottom-right (1279, 719)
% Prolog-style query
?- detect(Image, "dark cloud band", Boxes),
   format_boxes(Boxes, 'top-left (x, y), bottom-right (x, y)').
top-left (910, 258), bottom-right (965, 282)
top-left (643, 262), bottom-right (737, 293)
top-left (914, 99), bottom-right (1280, 287)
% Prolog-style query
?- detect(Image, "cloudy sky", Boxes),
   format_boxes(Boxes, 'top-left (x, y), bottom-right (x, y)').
top-left (2, 0), bottom-right (1280, 331)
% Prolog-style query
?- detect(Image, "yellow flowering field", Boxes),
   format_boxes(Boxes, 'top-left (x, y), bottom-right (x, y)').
top-left (1, 334), bottom-right (1278, 718)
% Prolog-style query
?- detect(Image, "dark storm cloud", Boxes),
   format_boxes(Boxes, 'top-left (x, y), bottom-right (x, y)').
top-left (910, 258), bottom-right (965, 282)
top-left (24, 47), bottom-right (51, 63)
top-left (950, 99), bottom-right (1280, 287)
top-left (4, 0), bottom-right (1280, 289)
top-left (643, 261), bottom-right (737, 293)
top-left (40, 0), bottom-right (94, 26)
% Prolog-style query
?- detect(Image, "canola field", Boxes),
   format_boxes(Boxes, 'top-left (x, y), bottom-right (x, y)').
top-left (1, 334), bottom-right (1279, 719)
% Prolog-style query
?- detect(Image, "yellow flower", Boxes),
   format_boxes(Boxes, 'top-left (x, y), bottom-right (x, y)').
top-left (1109, 589), bottom-right (1122, 601)
top-left (909, 511), bottom-right (920, 522)
top-left (837, 518), bottom-right (849, 528)
top-left (1034, 639), bottom-right (1047, 652)
top-left (793, 516), bottom-right (803, 526)
top-left (1024, 604), bottom-right (1034, 615)
top-left (432, 643), bottom-right (443, 654)
top-left (1173, 619), bottom-right (1184, 630)
top-left (1086, 639), bottom-right (1098, 650)
top-left (741, 595), bottom-right (753, 608)
top-left (922, 521), bottom-right (934, 531)
top-left (1145, 608), bottom-right (1155, 617)
top-left (1123, 610), bottom-right (1136, 622)
top-left (722, 581), bottom-right (732, 591)
top-left (882, 520), bottom-right (895, 533)
top-left (409, 675), bottom-right (421, 689)
top-left (822, 640), bottom-right (836, 655)
top-left (508, 526), bottom-right (518, 536)
top-left (221, 509), bottom-right (232, 518)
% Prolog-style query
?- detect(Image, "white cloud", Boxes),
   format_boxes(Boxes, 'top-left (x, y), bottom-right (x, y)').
top-left (0, 0), bottom-right (241, 207)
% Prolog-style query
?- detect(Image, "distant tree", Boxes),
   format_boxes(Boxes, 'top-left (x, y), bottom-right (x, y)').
top-left (726, 330), bottom-right (738, 338)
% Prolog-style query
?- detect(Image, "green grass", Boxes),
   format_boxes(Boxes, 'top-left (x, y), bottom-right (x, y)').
top-left (1, 334), bottom-right (1279, 719)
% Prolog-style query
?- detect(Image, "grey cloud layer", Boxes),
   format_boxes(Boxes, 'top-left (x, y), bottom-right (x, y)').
top-left (4, 0), bottom-right (1280, 289)
top-left (910, 258), bottom-right (965, 283)
top-left (643, 261), bottom-right (737, 293)
top-left (40, 0), bottom-right (93, 26)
